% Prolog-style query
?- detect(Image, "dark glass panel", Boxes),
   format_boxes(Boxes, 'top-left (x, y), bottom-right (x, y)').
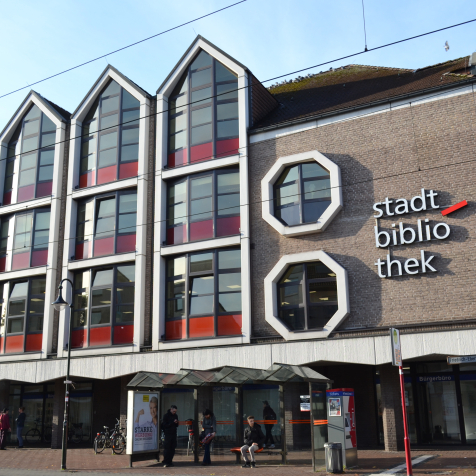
top-left (82, 137), bottom-right (97, 156)
top-left (121, 144), bottom-right (139, 162)
top-left (190, 294), bottom-right (213, 315)
top-left (191, 106), bottom-right (212, 127)
top-left (215, 62), bottom-right (237, 82)
top-left (35, 212), bottom-right (50, 230)
top-left (276, 166), bottom-right (299, 186)
top-left (218, 193), bottom-right (239, 215)
top-left (303, 201), bottom-right (331, 223)
top-left (170, 94), bottom-right (187, 115)
top-left (31, 278), bottom-right (46, 295)
top-left (190, 276), bottom-right (214, 295)
top-left (191, 175), bottom-right (212, 198)
top-left (304, 179), bottom-right (331, 200)
top-left (168, 203), bottom-right (186, 226)
top-left (217, 102), bottom-right (238, 121)
top-left (33, 230), bottom-right (48, 248)
top-left (169, 131), bottom-right (187, 151)
top-left (218, 249), bottom-right (240, 269)
top-left (74, 270), bottom-right (90, 290)
top-left (169, 181), bottom-right (186, 204)
top-left (101, 114), bottom-right (119, 129)
top-left (279, 265), bottom-right (303, 284)
top-left (23, 119), bottom-right (40, 136)
top-left (103, 80), bottom-right (121, 96)
top-left (101, 96), bottom-right (119, 114)
top-left (116, 286), bottom-right (134, 304)
top-left (217, 119), bottom-right (238, 139)
top-left (190, 197), bottom-right (212, 222)
top-left (122, 128), bottom-right (139, 145)
top-left (95, 216), bottom-right (115, 238)
top-left (6, 160), bottom-right (15, 175)
top-left (116, 304), bottom-right (134, 322)
top-left (172, 73), bottom-right (188, 96)
top-left (302, 162), bottom-right (329, 178)
top-left (41, 115), bottom-right (56, 133)
top-left (307, 263), bottom-right (336, 279)
top-left (83, 119), bottom-right (98, 136)
top-left (24, 105), bottom-right (40, 120)
top-left (117, 264), bottom-right (135, 283)
top-left (218, 273), bottom-right (241, 292)
top-left (218, 293), bottom-right (241, 313)
top-left (122, 89), bottom-right (140, 109)
top-left (190, 253), bottom-right (213, 273)
top-left (167, 279), bottom-right (185, 299)
top-left (217, 171), bottom-right (239, 194)
top-left (92, 288), bottom-right (111, 306)
top-left (191, 69), bottom-right (211, 89)
top-left (168, 256), bottom-right (186, 277)
top-left (169, 113), bottom-right (187, 134)
top-left (278, 307), bottom-right (305, 331)
top-left (74, 291), bottom-right (88, 309)
top-left (118, 213), bottom-right (136, 234)
top-left (217, 83), bottom-right (238, 100)
top-left (8, 299), bottom-right (25, 316)
top-left (28, 297), bottom-right (45, 314)
top-left (308, 305), bottom-right (338, 329)
top-left (308, 281), bottom-right (337, 303)
top-left (92, 268), bottom-right (113, 287)
top-left (80, 156), bottom-right (95, 175)
top-left (40, 132), bottom-right (55, 148)
top-left (38, 166), bottom-right (53, 181)
top-left (122, 109), bottom-right (140, 125)
top-left (28, 314), bottom-right (43, 332)
top-left (191, 87), bottom-right (212, 105)
top-left (279, 284), bottom-right (302, 306)
top-left (7, 318), bottom-right (24, 333)
top-left (276, 204), bottom-right (300, 226)
top-left (191, 50), bottom-right (212, 70)
top-left (72, 310), bottom-right (87, 328)
top-left (119, 193), bottom-right (137, 213)
top-left (167, 299), bottom-right (184, 319)
top-left (91, 307), bottom-right (111, 325)
top-left (99, 131), bottom-right (118, 150)
top-left (39, 149), bottom-right (54, 165)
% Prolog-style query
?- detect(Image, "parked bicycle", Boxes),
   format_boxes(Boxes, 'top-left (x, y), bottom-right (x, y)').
top-left (24, 418), bottom-right (52, 444)
top-left (111, 419), bottom-right (127, 455)
top-left (94, 425), bottom-right (112, 454)
top-left (68, 422), bottom-right (85, 444)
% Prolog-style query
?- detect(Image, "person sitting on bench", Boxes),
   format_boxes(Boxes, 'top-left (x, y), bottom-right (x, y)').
top-left (240, 415), bottom-right (265, 468)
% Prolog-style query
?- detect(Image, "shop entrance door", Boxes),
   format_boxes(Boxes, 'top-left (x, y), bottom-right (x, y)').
top-left (310, 383), bottom-right (328, 472)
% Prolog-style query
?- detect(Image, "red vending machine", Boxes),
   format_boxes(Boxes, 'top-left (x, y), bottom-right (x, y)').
top-left (326, 388), bottom-right (357, 468)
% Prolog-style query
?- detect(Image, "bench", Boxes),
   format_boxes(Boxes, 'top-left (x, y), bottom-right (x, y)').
top-left (230, 447), bottom-right (264, 454)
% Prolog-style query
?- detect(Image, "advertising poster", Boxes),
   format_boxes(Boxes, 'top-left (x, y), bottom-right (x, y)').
top-left (133, 392), bottom-right (159, 453)
top-left (300, 395), bottom-right (310, 411)
top-left (328, 397), bottom-right (341, 416)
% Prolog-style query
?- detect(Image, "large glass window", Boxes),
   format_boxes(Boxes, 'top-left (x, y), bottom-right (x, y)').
top-left (274, 162), bottom-right (331, 226)
top-left (11, 209), bottom-right (50, 270)
top-left (165, 248), bottom-right (242, 340)
top-left (3, 277), bottom-right (45, 354)
top-left (167, 167), bottom-right (240, 244)
top-left (4, 104), bottom-right (56, 205)
top-left (80, 80), bottom-right (140, 188)
top-left (75, 190), bottom-right (137, 259)
top-left (71, 264), bottom-right (135, 348)
top-left (277, 262), bottom-right (337, 331)
top-left (168, 50), bottom-right (239, 167)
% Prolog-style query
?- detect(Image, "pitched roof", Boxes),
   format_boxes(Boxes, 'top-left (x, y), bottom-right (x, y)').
top-left (252, 57), bottom-right (473, 131)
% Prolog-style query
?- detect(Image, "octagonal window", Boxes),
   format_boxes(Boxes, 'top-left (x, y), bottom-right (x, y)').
top-left (277, 261), bottom-right (337, 331)
top-left (274, 162), bottom-right (331, 226)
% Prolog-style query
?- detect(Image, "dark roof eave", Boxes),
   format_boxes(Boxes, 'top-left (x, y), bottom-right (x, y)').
top-left (249, 77), bottom-right (476, 135)
top-left (156, 35), bottom-right (249, 95)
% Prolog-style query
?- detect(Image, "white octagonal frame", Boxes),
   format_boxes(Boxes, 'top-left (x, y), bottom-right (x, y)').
top-left (264, 250), bottom-right (350, 340)
top-left (261, 150), bottom-right (343, 236)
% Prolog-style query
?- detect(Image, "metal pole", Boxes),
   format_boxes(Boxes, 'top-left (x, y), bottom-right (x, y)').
top-left (399, 366), bottom-right (412, 476)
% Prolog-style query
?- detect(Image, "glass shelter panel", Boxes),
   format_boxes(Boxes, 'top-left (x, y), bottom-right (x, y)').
top-left (311, 384), bottom-right (328, 471)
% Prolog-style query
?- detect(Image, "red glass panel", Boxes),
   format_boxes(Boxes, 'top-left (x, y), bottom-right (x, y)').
top-left (3, 191), bottom-right (11, 206)
top-left (216, 216), bottom-right (240, 237)
top-left (113, 325), bottom-right (134, 345)
top-left (93, 237), bottom-right (115, 257)
top-left (31, 250), bottom-right (48, 267)
top-left (97, 165), bottom-right (117, 185)
top-left (71, 329), bottom-right (87, 348)
top-left (5, 335), bottom-right (24, 353)
top-left (12, 252), bottom-right (30, 270)
top-left (190, 220), bottom-right (213, 242)
top-left (79, 171), bottom-right (95, 189)
top-left (0, 336), bottom-right (3, 354)
top-left (165, 320), bottom-right (186, 340)
top-left (0, 257), bottom-right (6, 273)
top-left (217, 314), bottom-right (242, 336)
top-left (75, 242), bottom-right (92, 260)
top-left (89, 327), bottom-right (111, 347)
top-left (17, 185), bottom-right (35, 203)
top-left (168, 149), bottom-right (187, 168)
top-left (189, 316), bottom-right (214, 338)
top-left (216, 138), bottom-right (239, 158)
top-left (36, 181), bottom-right (53, 198)
top-left (117, 234), bottom-right (136, 253)
top-left (167, 225), bottom-right (187, 245)
top-left (119, 161), bottom-right (138, 180)
top-left (25, 334), bottom-right (42, 352)
top-left (190, 142), bottom-right (213, 163)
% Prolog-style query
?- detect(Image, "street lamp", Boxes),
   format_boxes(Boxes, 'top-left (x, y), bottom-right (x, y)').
top-left (52, 278), bottom-right (74, 471)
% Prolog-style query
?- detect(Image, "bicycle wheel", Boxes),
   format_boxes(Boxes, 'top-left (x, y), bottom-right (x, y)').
top-left (112, 435), bottom-right (126, 455)
top-left (44, 426), bottom-right (52, 443)
top-left (25, 429), bottom-right (41, 443)
top-left (96, 435), bottom-right (106, 453)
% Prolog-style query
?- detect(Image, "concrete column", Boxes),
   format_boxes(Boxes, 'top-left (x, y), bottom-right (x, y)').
top-left (379, 364), bottom-right (404, 451)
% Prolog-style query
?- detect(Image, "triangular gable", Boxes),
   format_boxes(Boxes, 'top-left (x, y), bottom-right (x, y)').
top-left (0, 90), bottom-right (69, 143)
top-left (71, 64), bottom-right (151, 122)
top-left (157, 35), bottom-right (249, 98)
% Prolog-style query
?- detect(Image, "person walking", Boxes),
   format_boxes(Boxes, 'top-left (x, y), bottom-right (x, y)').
top-left (240, 415), bottom-right (265, 468)
top-left (0, 408), bottom-right (11, 450)
top-left (161, 405), bottom-right (179, 467)
top-left (15, 407), bottom-right (26, 449)
top-left (262, 401), bottom-right (276, 448)
top-left (201, 409), bottom-right (216, 466)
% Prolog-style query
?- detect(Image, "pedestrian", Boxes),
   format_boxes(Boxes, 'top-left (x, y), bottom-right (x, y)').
top-left (201, 409), bottom-right (216, 466)
top-left (16, 407), bottom-right (26, 449)
top-left (240, 415), bottom-right (265, 468)
top-left (161, 405), bottom-right (179, 467)
top-left (262, 401), bottom-right (276, 448)
top-left (0, 408), bottom-right (11, 450)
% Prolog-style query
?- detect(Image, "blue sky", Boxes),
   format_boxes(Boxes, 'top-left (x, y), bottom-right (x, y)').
top-left (1, 0), bottom-right (476, 126)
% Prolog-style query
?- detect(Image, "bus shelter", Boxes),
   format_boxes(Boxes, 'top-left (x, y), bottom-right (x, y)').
top-left (127, 363), bottom-right (330, 469)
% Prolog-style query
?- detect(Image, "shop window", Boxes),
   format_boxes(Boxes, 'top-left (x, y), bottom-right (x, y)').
top-left (80, 80), bottom-right (140, 188)
top-left (167, 167), bottom-right (240, 244)
top-left (4, 104), bottom-right (56, 205)
top-left (165, 248), bottom-right (241, 341)
top-left (0, 216), bottom-right (9, 272)
top-left (3, 277), bottom-right (45, 354)
top-left (168, 50), bottom-right (239, 167)
top-left (277, 262), bottom-right (337, 331)
top-left (75, 190), bottom-right (137, 259)
top-left (11, 209), bottom-right (50, 270)
top-left (72, 263), bottom-right (135, 348)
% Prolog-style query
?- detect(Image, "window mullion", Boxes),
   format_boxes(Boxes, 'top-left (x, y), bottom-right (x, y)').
top-left (185, 253), bottom-right (190, 339)
top-left (302, 263), bottom-right (309, 330)
top-left (214, 249), bottom-right (218, 338)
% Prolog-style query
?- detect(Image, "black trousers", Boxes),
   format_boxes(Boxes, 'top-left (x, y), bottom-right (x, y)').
top-left (163, 434), bottom-right (177, 464)
top-left (264, 424), bottom-right (274, 445)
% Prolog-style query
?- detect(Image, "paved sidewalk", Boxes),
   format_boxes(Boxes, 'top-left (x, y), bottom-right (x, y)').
top-left (0, 447), bottom-right (475, 476)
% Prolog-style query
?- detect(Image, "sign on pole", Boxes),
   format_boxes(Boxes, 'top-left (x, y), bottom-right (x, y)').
top-left (390, 328), bottom-right (402, 366)
top-left (447, 355), bottom-right (476, 365)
